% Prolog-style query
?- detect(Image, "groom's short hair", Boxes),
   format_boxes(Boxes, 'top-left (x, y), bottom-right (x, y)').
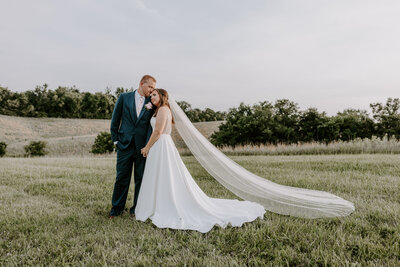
top-left (140, 75), bottom-right (157, 84)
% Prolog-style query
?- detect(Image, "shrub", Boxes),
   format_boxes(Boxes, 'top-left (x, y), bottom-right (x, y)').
top-left (0, 142), bottom-right (7, 157)
top-left (91, 132), bottom-right (114, 154)
top-left (24, 141), bottom-right (47, 157)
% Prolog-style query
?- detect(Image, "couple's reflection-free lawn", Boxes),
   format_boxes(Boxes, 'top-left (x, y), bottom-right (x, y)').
top-left (0, 154), bottom-right (399, 266)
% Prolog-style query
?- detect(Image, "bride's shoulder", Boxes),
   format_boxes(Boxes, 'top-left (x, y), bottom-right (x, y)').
top-left (158, 105), bottom-right (171, 114)
top-left (155, 106), bottom-right (171, 120)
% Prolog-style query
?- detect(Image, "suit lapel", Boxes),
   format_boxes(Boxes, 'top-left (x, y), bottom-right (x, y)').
top-left (136, 97), bottom-right (150, 124)
top-left (130, 91), bottom-right (137, 123)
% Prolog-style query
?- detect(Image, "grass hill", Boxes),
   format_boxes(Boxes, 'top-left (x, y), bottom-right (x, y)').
top-left (0, 114), bottom-right (223, 156)
top-left (2, 114), bottom-right (400, 157)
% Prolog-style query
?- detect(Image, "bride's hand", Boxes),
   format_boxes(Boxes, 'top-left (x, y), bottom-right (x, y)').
top-left (141, 146), bottom-right (150, 157)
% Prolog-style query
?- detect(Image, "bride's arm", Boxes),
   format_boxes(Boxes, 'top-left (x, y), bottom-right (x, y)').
top-left (141, 106), bottom-right (169, 157)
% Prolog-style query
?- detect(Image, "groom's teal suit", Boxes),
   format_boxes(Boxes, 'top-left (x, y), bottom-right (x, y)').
top-left (109, 91), bottom-right (154, 216)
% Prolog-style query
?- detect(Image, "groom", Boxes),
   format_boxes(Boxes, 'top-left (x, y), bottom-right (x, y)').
top-left (109, 75), bottom-right (156, 218)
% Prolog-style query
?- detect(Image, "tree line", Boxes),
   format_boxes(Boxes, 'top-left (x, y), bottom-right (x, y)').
top-left (0, 85), bottom-right (225, 121)
top-left (1, 85), bottom-right (399, 146)
top-left (175, 101), bottom-right (226, 122)
top-left (210, 98), bottom-right (400, 146)
top-left (0, 84), bottom-right (115, 119)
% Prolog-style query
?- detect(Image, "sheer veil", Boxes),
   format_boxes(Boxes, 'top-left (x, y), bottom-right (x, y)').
top-left (169, 95), bottom-right (355, 218)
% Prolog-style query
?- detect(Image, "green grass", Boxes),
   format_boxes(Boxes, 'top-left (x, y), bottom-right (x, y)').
top-left (1, 154), bottom-right (399, 266)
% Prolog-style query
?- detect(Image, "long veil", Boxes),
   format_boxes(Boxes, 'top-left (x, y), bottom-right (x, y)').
top-left (169, 95), bottom-right (355, 218)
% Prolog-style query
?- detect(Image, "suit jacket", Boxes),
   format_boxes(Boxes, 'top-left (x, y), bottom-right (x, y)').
top-left (110, 91), bottom-right (154, 154)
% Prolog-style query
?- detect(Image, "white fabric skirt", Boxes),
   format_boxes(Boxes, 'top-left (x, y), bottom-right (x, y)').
top-left (135, 134), bottom-right (265, 233)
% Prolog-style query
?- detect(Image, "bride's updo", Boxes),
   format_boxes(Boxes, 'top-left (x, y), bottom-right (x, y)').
top-left (153, 88), bottom-right (175, 124)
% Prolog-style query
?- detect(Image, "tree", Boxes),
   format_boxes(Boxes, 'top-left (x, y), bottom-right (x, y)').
top-left (94, 92), bottom-right (114, 119)
top-left (272, 99), bottom-right (300, 143)
top-left (52, 86), bottom-right (82, 118)
top-left (24, 84), bottom-right (49, 117)
top-left (80, 92), bottom-right (97, 118)
top-left (6, 93), bottom-right (34, 117)
top-left (0, 87), bottom-right (13, 115)
top-left (91, 132), bottom-right (114, 154)
top-left (0, 142), bottom-right (7, 157)
top-left (211, 101), bottom-right (275, 146)
top-left (115, 87), bottom-right (132, 98)
top-left (177, 101), bottom-right (192, 113)
top-left (335, 109), bottom-right (374, 140)
top-left (176, 100), bottom-right (226, 122)
top-left (297, 108), bottom-right (330, 142)
top-left (370, 98), bottom-right (400, 138)
top-left (24, 141), bottom-right (47, 157)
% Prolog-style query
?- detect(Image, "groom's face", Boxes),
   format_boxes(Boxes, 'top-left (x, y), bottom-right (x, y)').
top-left (141, 80), bottom-right (156, 97)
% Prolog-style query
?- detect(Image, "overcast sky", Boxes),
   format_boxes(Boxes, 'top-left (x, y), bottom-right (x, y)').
top-left (1, 0), bottom-right (399, 115)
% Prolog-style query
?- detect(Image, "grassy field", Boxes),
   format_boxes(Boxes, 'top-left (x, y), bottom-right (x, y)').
top-left (1, 154), bottom-right (399, 266)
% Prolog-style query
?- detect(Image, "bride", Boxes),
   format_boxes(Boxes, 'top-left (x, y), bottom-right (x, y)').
top-left (135, 89), bottom-right (355, 233)
top-left (135, 89), bottom-right (265, 233)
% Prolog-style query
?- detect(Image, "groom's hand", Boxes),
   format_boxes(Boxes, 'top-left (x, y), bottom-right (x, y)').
top-left (113, 141), bottom-right (118, 151)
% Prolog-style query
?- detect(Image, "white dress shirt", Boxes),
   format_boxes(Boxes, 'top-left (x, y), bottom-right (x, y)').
top-left (135, 90), bottom-right (145, 118)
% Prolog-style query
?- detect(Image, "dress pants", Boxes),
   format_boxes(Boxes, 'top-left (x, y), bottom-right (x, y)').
top-left (110, 138), bottom-right (146, 216)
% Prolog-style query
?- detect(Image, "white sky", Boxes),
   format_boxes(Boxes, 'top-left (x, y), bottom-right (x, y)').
top-left (1, 0), bottom-right (399, 115)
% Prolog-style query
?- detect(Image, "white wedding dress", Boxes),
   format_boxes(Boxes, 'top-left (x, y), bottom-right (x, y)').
top-left (135, 112), bottom-right (266, 233)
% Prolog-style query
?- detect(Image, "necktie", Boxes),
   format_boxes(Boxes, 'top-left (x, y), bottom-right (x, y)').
top-left (137, 96), bottom-right (144, 118)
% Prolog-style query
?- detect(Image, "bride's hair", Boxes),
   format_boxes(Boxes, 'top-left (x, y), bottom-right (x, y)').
top-left (154, 88), bottom-right (175, 124)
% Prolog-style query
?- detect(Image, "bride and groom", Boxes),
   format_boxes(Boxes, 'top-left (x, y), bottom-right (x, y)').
top-left (109, 75), bottom-right (355, 233)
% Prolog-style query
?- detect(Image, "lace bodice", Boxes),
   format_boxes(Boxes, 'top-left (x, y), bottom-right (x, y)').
top-left (150, 110), bottom-right (172, 135)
